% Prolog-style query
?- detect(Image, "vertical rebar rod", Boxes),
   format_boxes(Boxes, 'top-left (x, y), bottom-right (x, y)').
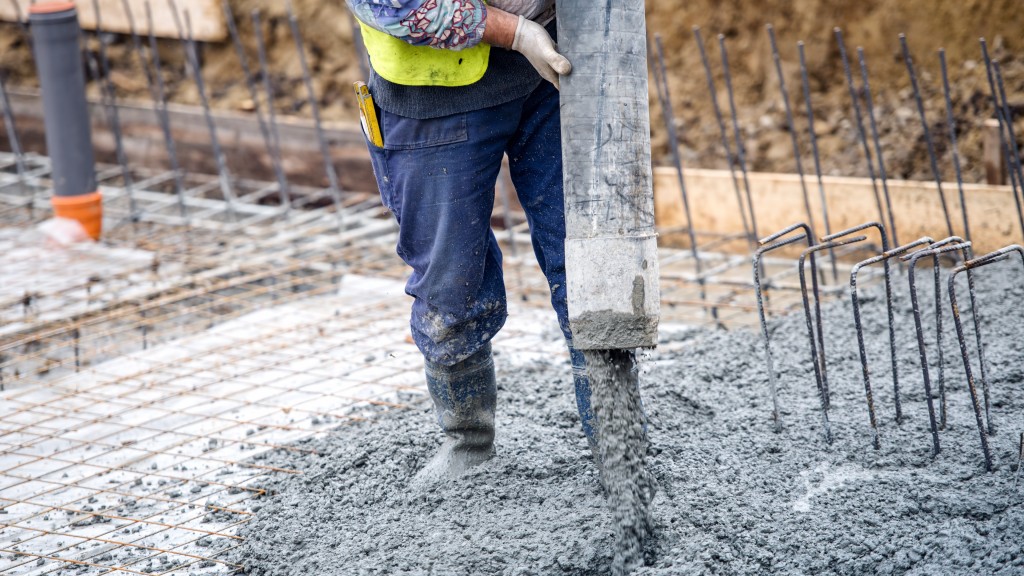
top-left (857, 48), bottom-right (899, 248)
top-left (0, 73), bottom-right (27, 195)
top-left (800, 237), bottom-right (866, 444)
top-left (73, 328), bottom-right (80, 371)
top-left (223, 0), bottom-right (289, 213)
top-left (692, 26), bottom-right (751, 243)
top-left (119, 0), bottom-right (155, 93)
top-left (3, 2), bottom-right (30, 213)
top-left (922, 242), bottom-right (950, 418)
top-left (718, 34), bottom-right (759, 248)
top-left (993, 60), bottom-right (1024, 239)
top-left (167, 0), bottom-right (237, 220)
top-left (922, 236), bottom-right (991, 432)
top-left (802, 235), bottom-right (865, 410)
top-left (825, 222), bottom-right (896, 419)
top-left (286, 0), bottom-right (345, 231)
top-left (835, 29), bottom-right (885, 229)
top-left (939, 49), bottom-right (971, 245)
top-left (653, 35), bottom-right (709, 318)
top-left (980, 39), bottom-right (1024, 241)
top-left (754, 223), bottom-right (816, 432)
top-left (949, 266), bottom-right (994, 472)
top-left (5, 0), bottom-right (31, 195)
top-left (766, 25), bottom-right (816, 243)
top-left (7, 0), bottom-right (32, 52)
top-left (798, 41), bottom-right (838, 282)
top-left (932, 251), bottom-right (944, 429)
top-left (1015, 432), bottom-right (1023, 488)
top-left (900, 34), bottom-right (954, 238)
top-left (951, 244), bottom-right (1024, 461)
top-left (906, 243), bottom-right (972, 456)
top-left (187, 8), bottom-right (238, 217)
top-left (851, 237), bottom-right (932, 448)
top-left (250, 10), bottom-right (288, 213)
top-left (91, 0), bottom-right (139, 222)
top-left (909, 249), bottom-right (937, 455)
top-left (143, 1), bottom-right (188, 221)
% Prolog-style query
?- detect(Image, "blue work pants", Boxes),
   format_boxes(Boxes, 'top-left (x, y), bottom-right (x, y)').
top-left (366, 81), bottom-right (571, 366)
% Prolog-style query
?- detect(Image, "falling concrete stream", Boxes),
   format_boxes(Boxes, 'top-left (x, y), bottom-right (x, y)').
top-left (585, 348), bottom-right (655, 575)
top-left (235, 265), bottom-right (1024, 575)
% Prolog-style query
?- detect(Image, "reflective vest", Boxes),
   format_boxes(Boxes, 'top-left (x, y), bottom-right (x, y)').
top-left (358, 22), bottom-right (490, 87)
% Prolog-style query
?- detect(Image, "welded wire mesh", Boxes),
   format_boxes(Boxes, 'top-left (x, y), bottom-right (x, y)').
top-left (0, 284), bottom-right (429, 575)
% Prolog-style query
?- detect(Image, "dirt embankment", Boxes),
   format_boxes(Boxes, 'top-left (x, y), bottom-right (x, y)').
top-left (645, 0), bottom-right (1024, 183)
top-left (0, 0), bottom-right (1022, 181)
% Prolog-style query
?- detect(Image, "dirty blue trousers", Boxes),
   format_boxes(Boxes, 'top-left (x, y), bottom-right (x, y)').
top-left (366, 80), bottom-right (595, 439)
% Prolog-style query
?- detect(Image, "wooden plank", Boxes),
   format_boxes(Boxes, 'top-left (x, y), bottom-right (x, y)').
top-left (654, 167), bottom-right (1021, 255)
top-left (0, 89), bottom-right (375, 192)
top-left (0, 0), bottom-right (225, 42)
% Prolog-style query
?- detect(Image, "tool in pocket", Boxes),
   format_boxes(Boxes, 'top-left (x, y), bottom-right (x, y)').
top-left (353, 81), bottom-right (384, 148)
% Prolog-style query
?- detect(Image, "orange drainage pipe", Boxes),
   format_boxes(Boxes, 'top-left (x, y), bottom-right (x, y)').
top-left (30, 1), bottom-right (102, 240)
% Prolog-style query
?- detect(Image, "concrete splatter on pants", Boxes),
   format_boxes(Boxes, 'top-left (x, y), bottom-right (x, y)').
top-left (366, 80), bottom-right (570, 366)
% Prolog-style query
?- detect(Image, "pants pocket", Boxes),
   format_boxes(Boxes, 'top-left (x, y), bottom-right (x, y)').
top-left (381, 109), bottom-right (469, 151)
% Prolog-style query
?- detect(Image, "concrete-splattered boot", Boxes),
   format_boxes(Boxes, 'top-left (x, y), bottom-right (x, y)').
top-left (413, 344), bottom-right (497, 484)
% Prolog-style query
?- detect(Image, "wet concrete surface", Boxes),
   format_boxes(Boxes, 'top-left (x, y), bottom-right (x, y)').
top-left (235, 263), bottom-right (1024, 575)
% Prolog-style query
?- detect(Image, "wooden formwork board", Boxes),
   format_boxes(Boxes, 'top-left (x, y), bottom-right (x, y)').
top-left (654, 167), bottom-right (1021, 255)
top-left (1, 0), bottom-right (225, 41)
top-left (1, 90), bottom-right (375, 192)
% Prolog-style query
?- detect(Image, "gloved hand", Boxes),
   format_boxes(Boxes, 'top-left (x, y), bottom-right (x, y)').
top-left (511, 15), bottom-right (571, 89)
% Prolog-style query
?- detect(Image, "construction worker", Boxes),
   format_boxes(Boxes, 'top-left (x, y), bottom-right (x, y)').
top-left (346, 0), bottom-right (589, 482)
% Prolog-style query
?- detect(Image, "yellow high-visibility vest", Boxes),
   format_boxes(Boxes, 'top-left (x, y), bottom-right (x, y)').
top-left (358, 22), bottom-right (490, 87)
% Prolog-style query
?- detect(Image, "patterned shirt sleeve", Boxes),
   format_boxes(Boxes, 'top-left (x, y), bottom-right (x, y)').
top-left (347, 0), bottom-right (487, 51)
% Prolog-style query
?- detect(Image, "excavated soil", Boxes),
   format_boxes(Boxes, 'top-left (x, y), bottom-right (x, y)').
top-left (234, 263), bottom-right (1024, 575)
top-left (1, 0), bottom-right (1023, 181)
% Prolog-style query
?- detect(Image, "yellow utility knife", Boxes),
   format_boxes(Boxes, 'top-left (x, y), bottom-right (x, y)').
top-left (353, 81), bottom-right (383, 148)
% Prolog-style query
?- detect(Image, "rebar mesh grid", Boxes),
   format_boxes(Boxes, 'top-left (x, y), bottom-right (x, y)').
top-left (0, 151), bottom-right (406, 391)
top-left (1, 277), bottom-right (421, 575)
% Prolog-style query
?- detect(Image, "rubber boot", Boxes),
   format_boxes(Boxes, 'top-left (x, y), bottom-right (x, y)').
top-left (413, 344), bottom-right (496, 484)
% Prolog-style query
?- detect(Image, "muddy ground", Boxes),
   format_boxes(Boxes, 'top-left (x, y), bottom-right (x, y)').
top-left (1, 0), bottom-right (1023, 182)
top-left (233, 262), bottom-right (1023, 575)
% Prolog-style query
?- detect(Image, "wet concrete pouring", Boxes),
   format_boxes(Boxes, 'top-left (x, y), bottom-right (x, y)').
top-left (235, 263), bottom-right (1023, 575)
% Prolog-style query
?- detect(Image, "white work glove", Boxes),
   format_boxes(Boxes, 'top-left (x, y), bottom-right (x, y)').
top-left (511, 15), bottom-right (571, 89)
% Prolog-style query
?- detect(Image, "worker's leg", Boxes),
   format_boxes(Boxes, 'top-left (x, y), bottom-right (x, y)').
top-left (370, 106), bottom-right (516, 365)
top-left (366, 102), bottom-right (520, 480)
top-left (504, 80), bottom-right (597, 444)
